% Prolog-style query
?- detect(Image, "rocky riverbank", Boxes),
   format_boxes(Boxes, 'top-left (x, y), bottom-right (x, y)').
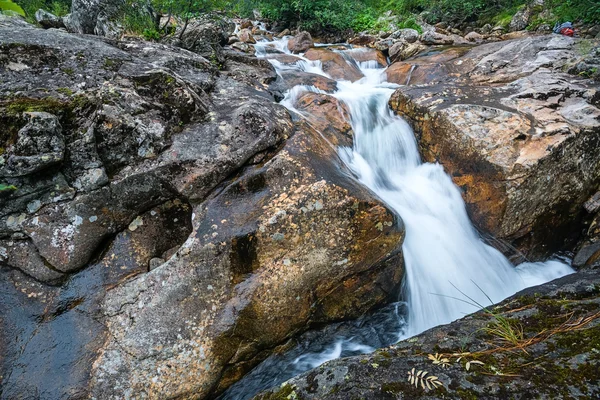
top-left (0, 15), bottom-right (404, 398)
top-left (0, 6), bottom-right (599, 400)
top-left (256, 269), bottom-right (600, 399)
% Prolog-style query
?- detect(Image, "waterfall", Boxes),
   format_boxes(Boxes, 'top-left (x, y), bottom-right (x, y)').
top-left (220, 38), bottom-right (574, 400)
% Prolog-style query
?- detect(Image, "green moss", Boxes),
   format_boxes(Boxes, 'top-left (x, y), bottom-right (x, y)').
top-left (380, 381), bottom-right (407, 395)
top-left (57, 87), bottom-right (74, 96)
top-left (0, 95), bottom-right (93, 145)
top-left (253, 384), bottom-right (299, 400)
top-left (380, 380), bottom-right (447, 397)
top-left (164, 75), bottom-right (176, 85)
top-left (61, 67), bottom-right (74, 76)
top-left (455, 388), bottom-right (479, 400)
top-left (372, 355), bottom-right (392, 368)
top-left (375, 349), bottom-right (392, 358)
top-left (552, 325), bottom-right (600, 357)
top-left (4, 97), bottom-right (67, 115)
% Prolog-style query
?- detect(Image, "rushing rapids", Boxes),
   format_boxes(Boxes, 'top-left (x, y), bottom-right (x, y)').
top-left (220, 38), bottom-right (575, 400)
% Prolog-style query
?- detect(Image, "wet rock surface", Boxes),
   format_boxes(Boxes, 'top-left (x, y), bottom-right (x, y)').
top-left (388, 35), bottom-right (600, 258)
top-left (0, 16), bottom-right (405, 399)
top-left (304, 48), bottom-right (364, 82)
top-left (287, 31), bottom-right (314, 54)
top-left (256, 269), bottom-right (600, 400)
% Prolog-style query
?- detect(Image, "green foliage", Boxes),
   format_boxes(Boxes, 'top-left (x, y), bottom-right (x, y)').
top-left (121, 1), bottom-right (156, 34)
top-left (143, 27), bottom-right (162, 39)
top-left (48, 0), bottom-right (67, 15)
top-left (14, 0), bottom-right (70, 22)
top-left (1, 0), bottom-right (25, 16)
top-left (545, 0), bottom-right (600, 23)
top-left (0, 184), bottom-right (17, 192)
top-left (119, 0), bottom-right (230, 37)
top-left (240, 0), bottom-right (383, 32)
top-left (397, 15), bottom-right (422, 33)
top-left (490, 8), bottom-right (517, 29)
top-left (13, 0), bottom-right (596, 37)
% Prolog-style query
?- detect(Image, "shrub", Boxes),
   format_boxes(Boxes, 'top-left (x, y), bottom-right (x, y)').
top-left (1, 0), bottom-right (25, 16)
top-left (14, 0), bottom-right (70, 22)
top-left (397, 15), bottom-right (422, 33)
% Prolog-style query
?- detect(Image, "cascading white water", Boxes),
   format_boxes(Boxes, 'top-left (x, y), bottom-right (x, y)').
top-left (221, 38), bottom-right (574, 400)
top-left (332, 63), bottom-right (573, 336)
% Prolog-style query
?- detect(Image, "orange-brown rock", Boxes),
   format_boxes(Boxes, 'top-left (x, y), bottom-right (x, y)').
top-left (238, 28), bottom-right (256, 44)
top-left (279, 70), bottom-right (338, 92)
top-left (343, 48), bottom-right (388, 67)
top-left (389, 35), bottom-right (600, 258)
top-left (287, 31), bottom-right (314, 53)
top-left (294, 92), bottom-right (352, 146)
top-left (386, 47), bottom-right (468, 85)
top-left (304, 48), bottom-right (364, 82)
top-left (348, 34), bottom-right (377, 46)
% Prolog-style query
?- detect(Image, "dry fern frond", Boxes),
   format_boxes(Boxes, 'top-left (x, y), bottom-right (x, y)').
top-left (407, 368), bottom-right (443, 390)
top-left (427, 353), bottom-right (451, 368)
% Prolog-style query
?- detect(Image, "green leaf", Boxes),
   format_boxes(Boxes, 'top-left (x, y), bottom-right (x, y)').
top-left (0, 184), bottom-right (17, 192)
top-left (0, 0), bottom-right (26, 17)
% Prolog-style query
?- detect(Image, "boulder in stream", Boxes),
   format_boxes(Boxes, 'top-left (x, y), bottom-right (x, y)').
top-left (389, 35), bottom-right (600, 258)
top-left (304, 48), bottom-right (364, 82)
top-left (287, 31), bottom-right (314, 53)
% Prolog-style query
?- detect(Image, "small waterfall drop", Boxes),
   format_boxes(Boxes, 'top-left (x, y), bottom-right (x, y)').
top-left (221, 38), bottom-right (574, 400)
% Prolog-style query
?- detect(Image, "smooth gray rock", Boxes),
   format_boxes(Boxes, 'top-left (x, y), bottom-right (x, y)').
top-left (390, 28), bottom-right (419, 43)
top-left (35, 9), bottom-right (65, 29)
top-left (419, 29), bottom-right (454, 45)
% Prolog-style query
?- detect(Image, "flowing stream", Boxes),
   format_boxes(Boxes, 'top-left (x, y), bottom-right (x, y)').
top-left (220, 38), bottom-right (574, 399)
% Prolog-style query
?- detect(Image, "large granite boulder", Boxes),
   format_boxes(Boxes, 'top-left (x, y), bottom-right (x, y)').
top-left (256, 269), bottom-right (600, 399)
top-left (388, 35), bottom-right (600, 258)
top-left (34, 9), bottom-right (65, 29)
top-left (89, 118), bottom-right (405, 398)
top-left (287, 31), bottom-right (314, 53)
top-left (165, 15), bottom-right (235, 67)
top-left (63, 0), bottom-right (123, 37)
